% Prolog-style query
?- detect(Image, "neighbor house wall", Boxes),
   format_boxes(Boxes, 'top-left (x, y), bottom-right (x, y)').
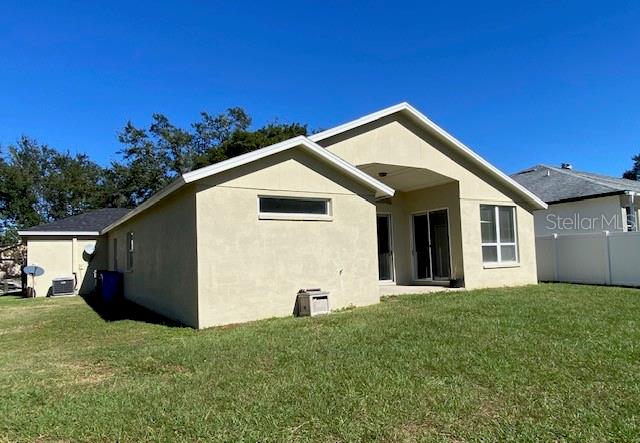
top-left (107, 187), bottom-right (198, 327)
top-left (319, 114), bottom-right (538, 289)
top-left (24, 235), bottom-right (104, 297)
top-left (195, 149), bottom-right (379, 328)
top-left (533, 195), bottom-right (625, 235)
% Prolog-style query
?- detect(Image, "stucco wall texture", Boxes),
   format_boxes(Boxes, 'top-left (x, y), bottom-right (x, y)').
top-left (25, 236), bottom-right (105, 297)
top-left (194, 149), bottom-right (380, 328)
top-left (108, 187), bottom-right (199, 327)
top-left (319, 115), bottom-right (538, 289)
top-left (104, 149), bottom-right (380, 328)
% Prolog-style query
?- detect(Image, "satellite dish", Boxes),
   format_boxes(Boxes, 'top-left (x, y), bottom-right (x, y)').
top-left (23, 265), bottom-right (45, 297)
top-left (84, 244), bottom-right (96, 255)
top-left (23, 265), bottom-right (45, 277)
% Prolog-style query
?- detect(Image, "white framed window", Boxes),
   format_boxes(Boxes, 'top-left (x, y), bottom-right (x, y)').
top-left (126, 232), bottom-right (134, 271)
top-left (258, 196), bottom-right (332, 221)
top-left (113, 238), bottom-right (118, 270)
top-left (480, 205), bottom-right (518, 264)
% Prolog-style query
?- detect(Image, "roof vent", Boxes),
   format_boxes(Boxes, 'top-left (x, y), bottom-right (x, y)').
top-left (560, 163), bottom-right (573, 170)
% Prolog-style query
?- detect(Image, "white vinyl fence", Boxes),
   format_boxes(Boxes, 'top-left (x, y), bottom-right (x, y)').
top-left (536, 231), bottom-right (640, 286)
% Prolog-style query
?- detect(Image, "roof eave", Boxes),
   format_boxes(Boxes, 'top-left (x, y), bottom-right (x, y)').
top-left (100, 176), bottom-right (187, 234)
top-left (546, 190), bottom-right (627, 205)
top-left (100, 136), bottom-right (394, 233)
top-left (311, 102), bottom-right (547, 211)
top-left (18, 231), bottom-right (101, 237)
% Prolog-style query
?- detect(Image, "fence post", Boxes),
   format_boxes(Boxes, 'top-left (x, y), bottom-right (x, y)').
top-left (552, 233), bottom-right (559, 282)
top-left (603, 231), bottom-right (612, 285)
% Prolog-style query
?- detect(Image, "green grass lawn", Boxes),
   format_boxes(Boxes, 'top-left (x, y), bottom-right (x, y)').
top-left (1, 284), bottom-right (639, 442)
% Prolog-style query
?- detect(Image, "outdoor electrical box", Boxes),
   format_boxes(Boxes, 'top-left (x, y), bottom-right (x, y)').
top-left (296, 289), bottom-right (330, 317)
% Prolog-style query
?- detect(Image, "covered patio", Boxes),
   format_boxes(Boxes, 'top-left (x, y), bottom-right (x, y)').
top-left (361, 163), bottom-right (465, 289)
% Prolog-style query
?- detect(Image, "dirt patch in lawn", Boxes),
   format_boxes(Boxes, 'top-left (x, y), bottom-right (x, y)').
top-left (55, 361), bottom-right (117, 386)
top-left (0, 320), bottom-right (49, 336)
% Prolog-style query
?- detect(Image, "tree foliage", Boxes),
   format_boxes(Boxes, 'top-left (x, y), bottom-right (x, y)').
top-left (623, 154), bottom-right (640, 181)
top-left (0, 137), bottom-right (108, 245)
top-left (192, 121), bottom-right (308, 169)
top-left (0, 107), bottom-right (307, 245)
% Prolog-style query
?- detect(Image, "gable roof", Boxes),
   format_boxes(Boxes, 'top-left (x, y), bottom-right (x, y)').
top-left (18, 208), bottom-right (130, 236)
top-left (310, 102), bottom-right (547, 210)
top-left (102, 136), bottom-right (395, 233)
top-left (511, 164), bottom-right (640, 204)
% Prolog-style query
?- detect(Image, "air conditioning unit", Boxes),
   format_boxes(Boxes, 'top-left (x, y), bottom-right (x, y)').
top-left (296, 289), bottom-right (330, 317)
top-left (52, 277), bottom-right (75, 296)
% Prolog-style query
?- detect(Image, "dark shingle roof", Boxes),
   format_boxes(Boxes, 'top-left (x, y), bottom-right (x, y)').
top-left (510, 164), bottom-right (640, 204)
top-left (21, 208), bottom-right (131, 233)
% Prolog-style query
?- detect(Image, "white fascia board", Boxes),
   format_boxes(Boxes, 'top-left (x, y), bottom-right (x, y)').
top-left (101, 136), bottom-right (394, 234)
top-left (296, 139), bottom-right (396, 199)
top-left (182, 136), bottom-right (309, 182)
top-left (18, 231), bottom-right (100, 236)
top-left (311, 102), bottom-right (547, 210)
top-left (182, 136), bottom-right (394, 198)
top-left (309, 103), bottom-right (409, 142)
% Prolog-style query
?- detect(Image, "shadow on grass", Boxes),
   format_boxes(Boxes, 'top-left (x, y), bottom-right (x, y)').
top-left (81, 294), bottom-right (183, 328)
top-left (0, 290), bottom-right (24, 298)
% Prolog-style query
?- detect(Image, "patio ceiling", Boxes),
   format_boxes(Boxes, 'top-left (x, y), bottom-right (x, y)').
top-left (359, 163), bottom-right (456, 193)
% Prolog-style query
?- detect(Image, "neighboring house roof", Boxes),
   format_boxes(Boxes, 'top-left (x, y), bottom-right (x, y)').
top-left (102, 136), bottom-right (396, 233)
top-left (510, 164), bottom-right (640, 204)
top-left (18, 208), bottom-right (130, 236)
top-left (310, 102), bottom-right (547, 210)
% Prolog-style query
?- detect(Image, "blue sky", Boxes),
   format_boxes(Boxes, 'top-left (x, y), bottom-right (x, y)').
top-left (0, 1), bottom-right (638, 176)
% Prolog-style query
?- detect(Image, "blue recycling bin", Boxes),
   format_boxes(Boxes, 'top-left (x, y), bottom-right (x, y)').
top-left (97, 271), bottom-right (123, 303)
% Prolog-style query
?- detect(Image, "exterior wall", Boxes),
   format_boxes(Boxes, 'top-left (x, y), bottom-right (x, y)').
top-left (533, 195), bottom-right (626, 235)
top-left (107, 187), bottom-right (198, 327)
top-left (24, 235), bottom-right (105, 297)
top-left (319, 114), bottom-right (538, 289)
top-left (376, 181), bottom-right (464, 284)
top-left (195, 149), bottom-right (379, 328)
top-left (459, 200), bottom-right (537, 289)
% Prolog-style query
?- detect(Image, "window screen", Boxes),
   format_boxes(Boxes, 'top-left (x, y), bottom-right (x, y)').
top-left (259, 197), bottom-right (329, 215)
top-left (480, 205), bottom-right (518, 264)
top-left (126, 232), bottom-right (134, 271)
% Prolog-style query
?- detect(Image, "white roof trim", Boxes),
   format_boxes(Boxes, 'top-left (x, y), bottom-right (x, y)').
top-left (101, 176), bottom-right (186, 233)
top-left (101, 136), bottom-right (394, 233)
top-left (310, 102), bottom-right (547, 210)
top-left (182, 136), bottom-right (394, 196)
top-left (18, 231), bottom-right (100, 236)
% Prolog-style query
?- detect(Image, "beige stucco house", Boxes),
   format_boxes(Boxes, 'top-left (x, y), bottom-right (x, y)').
top-left (18, 208), bottom-right (129, 297)
top-left (20, 103), bottom-right (546, 328)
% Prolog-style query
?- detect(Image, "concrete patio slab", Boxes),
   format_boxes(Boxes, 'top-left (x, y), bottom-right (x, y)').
top-left (379, 284), bottom-right (464, 297)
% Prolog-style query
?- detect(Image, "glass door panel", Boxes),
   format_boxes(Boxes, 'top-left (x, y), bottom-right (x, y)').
top-left (428, 210), bottom-right (451, 280)
top-left (412, 214), bottom-right (431, 279)
top-left (376, 215), bottom-right (393, 281)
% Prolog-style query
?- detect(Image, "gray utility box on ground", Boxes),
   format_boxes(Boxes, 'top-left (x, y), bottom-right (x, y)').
top-left (51, 277), bottom-right (75, 296)
top-left (296, 289), bottom-right (330, 317)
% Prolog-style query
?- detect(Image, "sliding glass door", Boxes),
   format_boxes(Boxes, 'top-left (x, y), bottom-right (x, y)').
top-left (412, 210), bottom-right (451, 281)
